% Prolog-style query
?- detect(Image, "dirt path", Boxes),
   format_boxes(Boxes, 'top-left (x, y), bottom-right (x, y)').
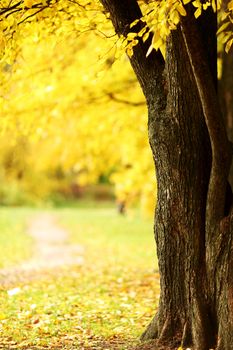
top-left (0, 213), bottom-right (84, 287)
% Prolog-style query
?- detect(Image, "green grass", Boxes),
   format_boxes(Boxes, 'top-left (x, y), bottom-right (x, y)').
top-left (58, 206), bottom-right (157, 268)
top-left (0, 204), bottom-right (160, 349)
top-left (0, 208), bottom-right (34, 268)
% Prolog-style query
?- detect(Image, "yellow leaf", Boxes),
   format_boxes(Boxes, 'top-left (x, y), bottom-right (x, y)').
top-left (177, 4), bottom-right (187, 16)
top-left (127, 32), bottom-right (137, 40)
top-left (130, 19), bottom-right (139, 28)
top-left (126, 47), bottom-right (134, 58)
top-left (193, 0), bottom-right (201, 7)
top-left (152, 31), bottom-right (161, 45)
top-left (212, 0), bottom-right (216, 12)
top-left (222, 32), bottom-right (231, 43)
top-left (228, 0), bottom-right (233, 10)
top-left (24, 0), bottom-right (34, 8)
top-left (170, 10), bottom-right (180, 24)
top-left (161, 25), bottom-right (170, 37)
top-left (216, 0), bottom-right (222, 10)
top-left (0, 33), bottom-right (5, 52)
top-left (226, 38), bottom-right (233, 53)
top-left (154, 38), bottom-right (163, 50)
top-left (142, 31), bottom-right (150, 42)
top-left (131, 39), bottom-right (139, 46)
top-left (203, 2), bottom-right (211, 10)
top-left (194, 7), bottom-right (202, 18)
top-left (138, 27), bottom-right (147, 38)
top-left (221, 11), bottom-right (229, 21)
top-left (217, 21), bottom-right (230, 35)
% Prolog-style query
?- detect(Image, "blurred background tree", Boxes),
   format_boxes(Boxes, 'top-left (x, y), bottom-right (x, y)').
top-left (0, 4), bottom-right (156, 214)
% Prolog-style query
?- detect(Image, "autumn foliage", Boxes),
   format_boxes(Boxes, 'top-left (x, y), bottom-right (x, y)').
top-left (0, 0), bottom-right (232, 212)
top-left (0, 1), bottom-right (157, 213)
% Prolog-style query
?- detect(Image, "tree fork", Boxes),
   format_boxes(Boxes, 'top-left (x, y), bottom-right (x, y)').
top-left (99, 0), bottom-right (166, 103)
top-left (99, 1), bottom-right (233, 349)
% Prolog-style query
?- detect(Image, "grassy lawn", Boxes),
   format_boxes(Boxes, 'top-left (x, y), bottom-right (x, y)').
top-left (59, 206), bottom-right (158, 268)
top-left (0, 208), bottom-right (34, 268)
top-left (0, 204), bottom-right (160, 349)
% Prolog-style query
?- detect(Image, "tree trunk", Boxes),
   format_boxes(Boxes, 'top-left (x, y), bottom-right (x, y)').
top-left (142, 27), bottom-right (215, 349)
top-left (99, 1), bottom-right (233, 348)
top-left (220, 47), bottom-right (233, 186)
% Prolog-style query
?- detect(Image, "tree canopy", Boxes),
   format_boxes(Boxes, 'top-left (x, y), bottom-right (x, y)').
top-left (0, 0), bottom-right (232, 209)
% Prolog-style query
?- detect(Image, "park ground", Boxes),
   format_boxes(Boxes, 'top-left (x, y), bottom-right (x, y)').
top-left (0, 202), bottom-right (169, 350)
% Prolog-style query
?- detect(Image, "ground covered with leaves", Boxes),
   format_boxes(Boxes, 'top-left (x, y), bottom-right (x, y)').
top-left (0, 205), bottom-right (161, 349)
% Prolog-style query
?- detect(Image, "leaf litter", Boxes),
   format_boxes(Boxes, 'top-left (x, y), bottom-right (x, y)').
top-left (0, 211), bottom-right (160, 349)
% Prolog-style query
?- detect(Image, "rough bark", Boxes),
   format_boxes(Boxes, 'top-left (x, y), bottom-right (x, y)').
top-left (219, 47), bottom-right (233, 186)
top-left (99, 1), bottom-right (233, 349)
top-left (145, 27), bottom-right (213, 349)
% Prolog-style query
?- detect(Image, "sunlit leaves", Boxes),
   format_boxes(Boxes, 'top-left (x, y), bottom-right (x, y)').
top-left (218, 20), bottom-right (233, 53)
top-left (124, 0), bottom-right (233, 56)
top-left (137, 0), bottom-right (188, 57)
top-left (1, 0), bottom-right (233, 213)
top-left (218, 0), bottom-right (233, 52)
top-left (192, 0), bottom-right (203, 18)
top-left (0, 33), bottom-right (6, 57)
top-left (24, 0), bottom-right (35, 8)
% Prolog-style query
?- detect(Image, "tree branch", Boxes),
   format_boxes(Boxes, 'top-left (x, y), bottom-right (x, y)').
top-left (99, 0), bottom-right (166, 107)
top-left (180, 9), bottom-right (232, 234)
top-left (104, 91), bottom-right (145, 106)
top-left (17, 7), bottom-right (47, 24)
top-left (0, 1), bottom-right (22, 15)
top-left (0, 0), bottom-right (56, 16)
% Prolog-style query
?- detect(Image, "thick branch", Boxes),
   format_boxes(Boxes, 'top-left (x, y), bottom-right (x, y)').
top-left (99, 0), bottom-right (166, 107)
top-left (180, 11), bottom-right (232, 233)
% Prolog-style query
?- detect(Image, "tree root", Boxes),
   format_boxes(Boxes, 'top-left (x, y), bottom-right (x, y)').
top-left (140, 313), bottom-right (181, 348)
top-left (140, 314), bottom-right (158, 341)
top-left (181, 321), bottom-right (192, 348)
